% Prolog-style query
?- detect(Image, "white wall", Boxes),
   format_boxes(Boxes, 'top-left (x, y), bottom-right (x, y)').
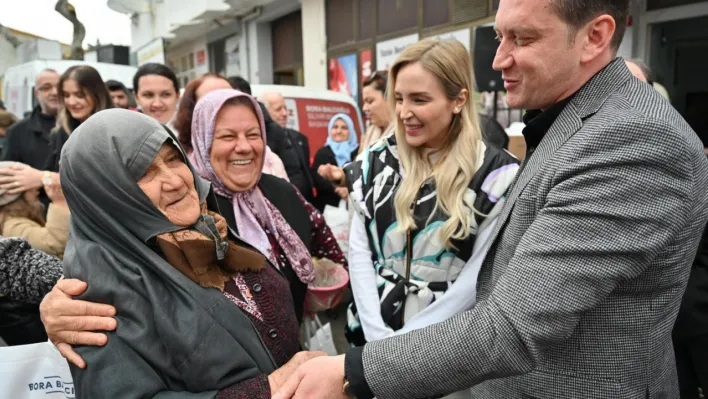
top-left (245, 21), bottom-right (274, 84)
top-left (617, 26), bottom-right (634, 59)
top-left (300, 0), bottom-right (327, 89)
top-left (130, 0), bottom-right (229, 50)
top-left (0, 37), bottom-right (19, 79)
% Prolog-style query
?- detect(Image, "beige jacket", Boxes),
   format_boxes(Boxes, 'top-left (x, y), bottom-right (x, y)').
top-left (2, 203), bottom-right (70, 258)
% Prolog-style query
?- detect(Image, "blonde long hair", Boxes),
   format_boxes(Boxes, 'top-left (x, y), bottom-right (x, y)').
top-left (390, 39), bottom-right (483, 248)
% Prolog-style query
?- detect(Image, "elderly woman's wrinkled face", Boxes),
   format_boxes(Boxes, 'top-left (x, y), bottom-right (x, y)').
top-left (137, 143), bottom-right (201, 226)
top-left (210, 103), bottom-right (264, 192)
top-left (330, 118), bottom-right (350, 143)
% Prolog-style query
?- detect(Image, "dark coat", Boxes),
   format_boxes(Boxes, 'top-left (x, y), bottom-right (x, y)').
top-left (258, 103), bottom-right (314, 202)
top-left (207, 173), bottom-right (311, 322)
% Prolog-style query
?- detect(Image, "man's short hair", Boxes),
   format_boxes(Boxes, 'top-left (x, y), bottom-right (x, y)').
top-left (106, 79), bottom-right (128, 94)
top-left (228, 76), bottom-right (252, 95)
top-left (35, 69), bottom-right (59, 86)
top-left (550, 0), bottom-right (631, 51)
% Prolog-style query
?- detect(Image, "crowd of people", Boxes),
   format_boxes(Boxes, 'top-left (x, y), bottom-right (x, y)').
top-left (0, 0), bottom-right (706, 398)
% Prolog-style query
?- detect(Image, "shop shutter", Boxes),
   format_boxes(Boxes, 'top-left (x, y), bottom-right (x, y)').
top-left (452, 0), bottom-right (488, 24)
top-left (359, 0), bottom-right (375, 41)
top-left (377, 0), bottom-right (418, 36)
top-left (272, 11), bottom-right (303, 72)
top-left (326, 0), bottom-right (355, 48)
top-left (423, 0), bottom-right (450, 28)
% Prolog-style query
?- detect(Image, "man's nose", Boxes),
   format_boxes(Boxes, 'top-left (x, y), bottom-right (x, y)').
top-left (492, 40), bottom-right (512, 72)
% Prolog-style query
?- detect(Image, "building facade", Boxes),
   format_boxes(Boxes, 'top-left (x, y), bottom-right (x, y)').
top-left (108, 0), bottom-right (707, 125)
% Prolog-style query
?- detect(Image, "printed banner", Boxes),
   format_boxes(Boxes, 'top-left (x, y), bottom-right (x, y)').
top-left (286, 98), bottom-right (363, 157)
top-left (427, 28), bottom-right (471, 51)
top-left (376, 33), bottom-right (419, 72)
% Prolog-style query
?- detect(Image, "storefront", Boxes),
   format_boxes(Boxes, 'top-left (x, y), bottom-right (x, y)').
top-left (271, 10), bottom-right (305, 85)
top-left (325, 0), bottom-right (495, 108)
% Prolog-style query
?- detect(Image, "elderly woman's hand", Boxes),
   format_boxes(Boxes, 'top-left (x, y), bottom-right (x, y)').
top-left (268, 351), bottom-right (327, 394)
top-left (317, 164), bottom-right (346, 188)
top-left (40, 278), bottom-right (118, 369)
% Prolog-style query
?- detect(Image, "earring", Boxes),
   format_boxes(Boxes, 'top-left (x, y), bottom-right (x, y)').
top-left (454, 107), bottom-right (461, 114)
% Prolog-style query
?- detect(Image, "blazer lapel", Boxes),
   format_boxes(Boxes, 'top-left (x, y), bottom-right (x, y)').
top-left (486, 105), bottom-right (583, 247)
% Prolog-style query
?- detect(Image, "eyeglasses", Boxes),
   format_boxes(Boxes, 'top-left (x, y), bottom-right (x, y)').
top-left (37, 85), bottom-right (57, 93)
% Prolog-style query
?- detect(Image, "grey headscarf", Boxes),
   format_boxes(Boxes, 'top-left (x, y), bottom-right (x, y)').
top-left (60, 109), bottom-right (275, 398)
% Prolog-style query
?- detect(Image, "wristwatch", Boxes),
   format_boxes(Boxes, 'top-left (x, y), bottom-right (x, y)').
top-left (342, 378), bottom-right (356, 398)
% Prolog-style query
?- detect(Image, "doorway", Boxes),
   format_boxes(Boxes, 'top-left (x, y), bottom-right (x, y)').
top-left (649, 15), bottom-right (708, 144)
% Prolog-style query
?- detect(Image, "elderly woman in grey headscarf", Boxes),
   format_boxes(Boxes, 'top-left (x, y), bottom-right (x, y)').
top-left (58, 108), bottom-right (322, 398)
top-left (40, 90), bottom-right (350, 380)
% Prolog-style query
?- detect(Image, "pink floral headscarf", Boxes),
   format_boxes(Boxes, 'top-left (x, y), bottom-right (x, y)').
top-left (190, 88), bottom-right (314, 284)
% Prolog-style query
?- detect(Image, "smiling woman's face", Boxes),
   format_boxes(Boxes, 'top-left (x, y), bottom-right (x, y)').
top-left (137, 143), bottom-right (201, 226)
top-left (209, 102), bottom-right (264, 192)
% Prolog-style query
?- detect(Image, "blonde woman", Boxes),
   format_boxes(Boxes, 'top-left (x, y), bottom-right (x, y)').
top-left (343, 39), bottom-right (519, 397)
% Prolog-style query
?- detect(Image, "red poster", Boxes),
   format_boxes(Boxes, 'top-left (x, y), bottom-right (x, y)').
top-left (358, 48), bottom-right (373, 124)
top-left (197, 50), bottom-right (206, 66)
top-left (359, 49), bottom-right (372, 88)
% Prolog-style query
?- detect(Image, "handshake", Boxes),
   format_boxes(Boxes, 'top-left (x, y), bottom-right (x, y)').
top-left (269, 351), bottom-right (350, 399)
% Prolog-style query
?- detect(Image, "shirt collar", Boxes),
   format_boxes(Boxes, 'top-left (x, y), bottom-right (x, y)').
top-left (522, 96), bottom-right (573, 150)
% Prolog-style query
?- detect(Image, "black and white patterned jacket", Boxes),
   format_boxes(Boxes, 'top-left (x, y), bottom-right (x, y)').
top-left (0, 236), bottom-right (62, 304)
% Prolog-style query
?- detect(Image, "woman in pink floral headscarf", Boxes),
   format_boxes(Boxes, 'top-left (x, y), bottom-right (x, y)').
top-left (190, 89), bottom-right (348, 322)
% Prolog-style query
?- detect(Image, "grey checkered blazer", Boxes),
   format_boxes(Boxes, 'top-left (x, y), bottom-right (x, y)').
top-left (359, 58), bottom-right (708, 399)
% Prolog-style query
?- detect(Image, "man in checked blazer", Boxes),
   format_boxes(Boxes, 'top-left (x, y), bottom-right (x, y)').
top-left (272, 0), bottom-right (708, 398)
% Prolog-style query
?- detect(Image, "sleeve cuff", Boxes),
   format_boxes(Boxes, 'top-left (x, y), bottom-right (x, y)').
top-left (345, 346), bottom-right (375, 399)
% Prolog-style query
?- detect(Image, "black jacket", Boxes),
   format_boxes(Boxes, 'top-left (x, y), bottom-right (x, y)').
top-left (258, 103), bottom-right (314, 201)
top-left (206, 173), bottom-right (311, 322)
top-left (284, 127), bottom-right (314, 202)
top-left (3, 106), bottom-right (56, 170)
top-left (312, 145), bottom-right (358, 211)
top-left (3, 106), bottom-right (58, 209)
top-left (43, 127), bottom-right (70, 173)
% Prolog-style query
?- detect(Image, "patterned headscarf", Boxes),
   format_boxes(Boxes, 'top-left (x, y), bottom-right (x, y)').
top-left (190, 89), bottom-right (314, 284)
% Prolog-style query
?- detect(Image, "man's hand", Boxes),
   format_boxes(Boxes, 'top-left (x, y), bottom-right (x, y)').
top-left (0, 164), bottom-right (44, 194)
top-left (272, 355), bottom-right (348, 399)
top-left (39, 278), bottom-right (117, 368)
top-left (268, 351), bottom-right (327, 394)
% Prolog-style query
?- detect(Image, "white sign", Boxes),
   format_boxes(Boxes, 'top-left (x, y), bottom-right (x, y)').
top-left (136, 37), bottom-right (165, 66)
top-left (225, 34), bottom-right (241, 77)
top-left (427, 28), bottom-right (471, 51)
top-left (376, 33), bottom-right (419, 72)
top-left (284, 98), bottom-right (300, 131)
